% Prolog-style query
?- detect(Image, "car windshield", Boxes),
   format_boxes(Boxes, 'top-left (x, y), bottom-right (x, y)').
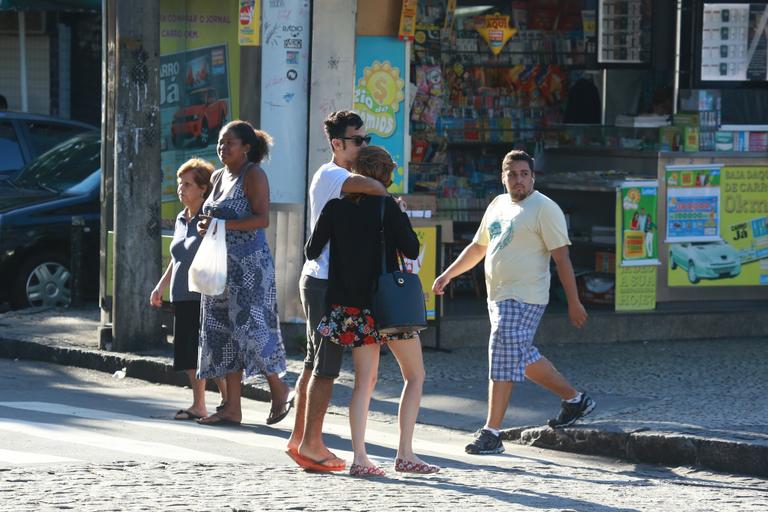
top-left (185, 89), bottom-right (209, 107)
top-left (13, 132), bottom-right (100, 192)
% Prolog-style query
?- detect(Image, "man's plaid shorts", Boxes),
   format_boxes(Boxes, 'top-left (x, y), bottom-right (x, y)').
top-left (487, 298), bottom-right (546, 382)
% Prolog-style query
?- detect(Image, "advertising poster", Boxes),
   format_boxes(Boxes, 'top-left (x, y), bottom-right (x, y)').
top-left (160, 0), bottom-right (240, 227)
top-left (403, 226), bottom-right (437, 321)
top-left (238, 0), bottom-right (260, 46)
top-left (614, 188), bottom-right (656, 311)
top-left (665, 164), bottom-right (722, 242)
top-left (619, 181), bottom-right (659, 266)
top-left (700, 3), bottom-right (768, 82)
top-left (598, 0), bottom-right (653, 64)
top-left (668, 165), bottom-right (768, 286)
top-left (260, 0), bottom-right (310, 204)
top-left (354, 36), bottom-right (407, 194)
top-left (615, 266), bottom-right (657, 311)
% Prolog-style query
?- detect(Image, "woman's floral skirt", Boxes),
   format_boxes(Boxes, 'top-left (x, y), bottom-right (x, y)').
top-left (316, 304), bottom-right (417, 348)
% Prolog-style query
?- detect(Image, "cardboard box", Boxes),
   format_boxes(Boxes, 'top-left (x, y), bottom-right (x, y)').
top-left (678, 89), bottom-right (720, 112)
top-left (410, 217), bottom-right (454, 243)
top-left (715, 131), bottom-right (734, 151)
top-left (595, 251), bottom-right (616, 274)
top-left (659, 125), bottom-right (683, 151)
top-left (401, 194), bottom-right (437, 215)
top-left (674, 112), bottom-right (699, 126)
top-left (749, 132), bottom-right (768, 152)
top-left (735, 131), bottom-right (749, 152)
top-left (683, 126), bottom-right (700, 152)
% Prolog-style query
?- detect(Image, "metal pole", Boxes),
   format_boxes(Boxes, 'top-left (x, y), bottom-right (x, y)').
top-left (18, 11), bottom-right (28, 112)
top-left (673, 0), bottom-right (682, 115)
top-left (99, 0), bottom-right (116, 349)
top-left (601, 69), bottom-right (607, 125)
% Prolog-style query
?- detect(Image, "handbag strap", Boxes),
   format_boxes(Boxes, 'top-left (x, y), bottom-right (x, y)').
top-left (378, 197), bottom-right (403, 274)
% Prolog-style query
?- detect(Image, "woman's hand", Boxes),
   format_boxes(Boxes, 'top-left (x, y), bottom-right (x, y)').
top-left (149, 287), bottom-right (163, 308)
top-left (197, 214), bottom-right (212, 236)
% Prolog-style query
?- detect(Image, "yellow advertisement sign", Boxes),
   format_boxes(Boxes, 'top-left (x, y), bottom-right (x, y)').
top-left (668, 166), bottom-right (768, 286)
top-left (403, 226), bottom-right (437, 320)
top-left (238, 0), bottom-right (260, 46)
top-left (476, 13), bottom-right (517, 56)
top-left (615, 189), bottom-right (656, 310)
top-left (615, 266), bottom-right (657, 310)
top-left (160, 0), bottom-right (241, 227)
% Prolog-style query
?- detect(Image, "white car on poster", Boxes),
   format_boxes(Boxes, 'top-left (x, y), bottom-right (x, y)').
top-left (669, 240), bottom-right (741, 284)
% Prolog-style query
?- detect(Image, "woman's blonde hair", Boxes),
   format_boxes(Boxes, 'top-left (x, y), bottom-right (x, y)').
top-left (351, 145), bottom-right (395, 186)
top-left (177, 157), bottom-right (215, 198)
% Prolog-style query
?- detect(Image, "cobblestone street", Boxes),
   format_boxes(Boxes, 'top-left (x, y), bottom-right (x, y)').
top-left (4, 457), bottom-right (767, 511)
top-left (0, 361), bottom-right (766, 511)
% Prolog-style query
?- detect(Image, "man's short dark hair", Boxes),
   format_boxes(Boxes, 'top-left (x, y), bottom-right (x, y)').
top-left (324, 110), bottom-right (363, 147)
top-left (502, 150), bottom-right (534, 173)
top-left (0, 95), bottom-right (7, 110)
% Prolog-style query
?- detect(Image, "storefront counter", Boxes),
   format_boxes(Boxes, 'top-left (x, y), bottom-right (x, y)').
top-left (539, 147), bottom-right (661, 176)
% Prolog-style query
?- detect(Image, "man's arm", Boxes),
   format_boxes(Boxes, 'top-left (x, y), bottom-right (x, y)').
top-left (550, 245), bottom-right (588, 328)
top-left (341, 174), bottom-right (388, 196)
top-left (432, 242), bottom-right (486, 295)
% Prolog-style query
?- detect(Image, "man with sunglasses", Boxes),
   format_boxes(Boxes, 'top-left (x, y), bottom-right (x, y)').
top-left (287, 110), bottom-right (388, 471)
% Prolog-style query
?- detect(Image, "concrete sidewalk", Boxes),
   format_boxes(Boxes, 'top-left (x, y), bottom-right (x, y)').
top-left (0, 305), bottom-right (766, 477)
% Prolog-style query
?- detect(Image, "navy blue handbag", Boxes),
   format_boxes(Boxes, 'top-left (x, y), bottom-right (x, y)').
top-left (371, 197), bottom-right (427, 335)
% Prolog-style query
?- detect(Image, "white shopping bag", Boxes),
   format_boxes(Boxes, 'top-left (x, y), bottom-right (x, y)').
top-left (188, 218), bottom-right (227, 296)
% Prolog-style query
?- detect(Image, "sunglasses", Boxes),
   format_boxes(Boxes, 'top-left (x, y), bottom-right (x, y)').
top-left (336, 135), bottom-right (372, 147)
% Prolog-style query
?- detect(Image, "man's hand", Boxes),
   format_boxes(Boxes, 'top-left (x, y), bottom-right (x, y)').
top-left (432, 273), bottom-right (452, 295)
top-left (568, 301), bottom-right (588, 328)
top-left (149, 288), bottom-right (163, 308)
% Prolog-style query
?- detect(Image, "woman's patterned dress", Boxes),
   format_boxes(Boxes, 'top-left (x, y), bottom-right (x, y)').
top-left (197, 165), bottom-right (286, 380)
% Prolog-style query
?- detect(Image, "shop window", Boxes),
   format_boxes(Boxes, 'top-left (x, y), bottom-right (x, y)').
top-left (0, 12), bottom-right (46, 34)
top-left (0, 121), bottom-right (24, 173)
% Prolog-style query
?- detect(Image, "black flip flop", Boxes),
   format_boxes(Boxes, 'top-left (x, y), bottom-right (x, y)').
top-left (266, 390), bottom-right (295, 425)
top-left (196, 413), bottom-right (241, 427)
top-left (174, 409), bottom-right (204, 421)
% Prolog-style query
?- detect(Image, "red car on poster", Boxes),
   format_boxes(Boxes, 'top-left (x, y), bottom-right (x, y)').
top-left (171, 87), bottom-right (228, 148)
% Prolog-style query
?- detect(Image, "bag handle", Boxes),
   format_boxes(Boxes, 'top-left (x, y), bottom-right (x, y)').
top-left (379, 197), bottom-right (403, 274)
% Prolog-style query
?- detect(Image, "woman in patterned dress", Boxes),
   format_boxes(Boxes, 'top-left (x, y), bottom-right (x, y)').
top-left (196, 120), bottom-right (292, 426)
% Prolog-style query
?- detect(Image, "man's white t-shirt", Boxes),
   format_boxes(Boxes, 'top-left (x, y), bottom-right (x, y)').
top-left (301, 161), bottom-right (351, 280)
top-left (473, 191), bottom-right (570, 305)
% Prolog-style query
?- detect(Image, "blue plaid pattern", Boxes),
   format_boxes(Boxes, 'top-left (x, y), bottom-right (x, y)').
top-left (488, 299), bottom-right (546, 382)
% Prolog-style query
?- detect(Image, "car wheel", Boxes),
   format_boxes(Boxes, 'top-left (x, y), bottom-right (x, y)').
top-left (199, 120), bottom-right (209, 147)
top-left (669, 252), bottom-right (677, 269)
top-left (12, 253), bottom-right (72, 309)
top-left (687, 261), bottom-right (699, 284)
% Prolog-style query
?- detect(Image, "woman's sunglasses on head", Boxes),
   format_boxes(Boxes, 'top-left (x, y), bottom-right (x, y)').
top-left (335, 135), bottom-right (372, 146)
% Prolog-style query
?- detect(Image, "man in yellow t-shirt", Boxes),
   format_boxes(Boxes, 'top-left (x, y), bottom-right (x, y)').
top-left (432, 150), bottom-right (594, 455)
